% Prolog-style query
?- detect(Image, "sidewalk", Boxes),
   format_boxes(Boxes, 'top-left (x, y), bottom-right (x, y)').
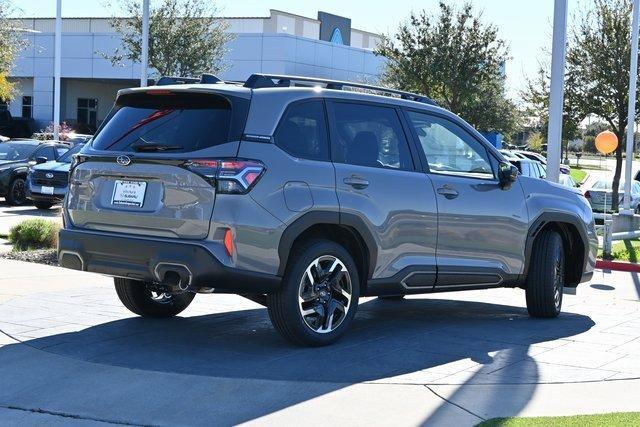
top-left (0, 259), bottom-right (639, 426)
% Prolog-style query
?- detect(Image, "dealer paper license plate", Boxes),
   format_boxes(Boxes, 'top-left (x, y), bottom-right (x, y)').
top-left (111, 180), bottom-right (147, 207)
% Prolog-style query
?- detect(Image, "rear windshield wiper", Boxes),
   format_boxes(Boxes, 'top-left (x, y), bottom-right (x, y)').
top-left (132, 143), bottom-right (183, 152)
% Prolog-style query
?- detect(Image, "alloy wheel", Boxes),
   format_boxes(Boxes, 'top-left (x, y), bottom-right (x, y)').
top-left (150, 291), bottom-right (174, 304)
top-left (298, 255), bottom-right (352, 334)
top-left (12, 179), bottom-right (26, 205)
top-left (553, 252), bottom-right (564, 311)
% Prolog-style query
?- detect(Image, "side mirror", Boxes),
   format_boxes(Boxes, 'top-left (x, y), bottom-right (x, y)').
top-left (498, 162), bottom-right (518, 189)
top-left (35, 156), bottom-right (48, 164)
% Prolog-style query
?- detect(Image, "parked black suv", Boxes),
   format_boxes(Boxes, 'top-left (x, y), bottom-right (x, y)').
top-left (0, 140), bottom-right (69, 205)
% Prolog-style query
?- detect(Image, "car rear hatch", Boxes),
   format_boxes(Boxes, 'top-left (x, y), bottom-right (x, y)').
top-left (586, 189), bottom-right (622, 210)
top-left (65, 87), bottom-right (251, 239)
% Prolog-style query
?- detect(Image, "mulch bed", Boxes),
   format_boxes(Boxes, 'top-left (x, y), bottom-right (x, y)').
top-left (2, 249), bottom-right (58, 266)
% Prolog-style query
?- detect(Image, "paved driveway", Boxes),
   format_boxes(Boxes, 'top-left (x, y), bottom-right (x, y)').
top-left (0, 202), bottom-right (62, 236)
top-left (0, 259), bottom-right (639, 425)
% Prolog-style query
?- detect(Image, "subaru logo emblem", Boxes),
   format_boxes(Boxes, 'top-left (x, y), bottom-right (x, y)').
top-left (45, 173), bottom-right (54, 179)
top-left (116, 155), bottom-right (131, 166)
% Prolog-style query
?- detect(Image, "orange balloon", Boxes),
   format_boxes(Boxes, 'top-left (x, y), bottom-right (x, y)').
top-left (595, 130), bottom-right (618, 154)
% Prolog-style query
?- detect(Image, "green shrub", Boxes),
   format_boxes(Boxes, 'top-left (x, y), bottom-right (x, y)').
top-left (8, 219), bottom-right (60, 251)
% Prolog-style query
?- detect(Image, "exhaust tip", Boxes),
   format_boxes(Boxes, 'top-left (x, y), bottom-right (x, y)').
top-left (155, 263), bottom-right (193, 291)
top-left (59, 251), bottom-right (84, 271)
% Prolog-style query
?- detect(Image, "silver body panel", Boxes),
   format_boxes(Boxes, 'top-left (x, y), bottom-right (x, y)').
top-left (62, 82), bottom-right (597, 289)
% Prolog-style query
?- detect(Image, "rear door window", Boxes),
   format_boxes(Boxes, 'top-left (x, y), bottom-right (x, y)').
top-left (91, 92), bottom-right (245, 153)
top-left (329, 102), bottom-right (414, 171)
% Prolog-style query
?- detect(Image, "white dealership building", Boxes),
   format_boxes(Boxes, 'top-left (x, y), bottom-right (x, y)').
top-left (5, 9), bottom-right (384, 131)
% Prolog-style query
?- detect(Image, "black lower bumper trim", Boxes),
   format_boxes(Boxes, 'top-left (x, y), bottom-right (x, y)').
top-left (28, 194), bottom-right (65, 203)
top-left (58, 228), bottom-right (282, 294)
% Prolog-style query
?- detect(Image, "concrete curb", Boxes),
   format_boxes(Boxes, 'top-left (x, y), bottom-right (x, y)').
top-left (595, 259), bottom-right (640, 272)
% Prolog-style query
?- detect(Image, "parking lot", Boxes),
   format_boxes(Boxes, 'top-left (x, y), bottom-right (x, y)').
top-left (0, 202), bottom-right (61, 236)
top-left (0, 257), bottom-right (639, 425)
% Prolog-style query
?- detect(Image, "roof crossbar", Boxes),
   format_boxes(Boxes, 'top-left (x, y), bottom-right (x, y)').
top-left (242, 73), bottom-right (438, 106)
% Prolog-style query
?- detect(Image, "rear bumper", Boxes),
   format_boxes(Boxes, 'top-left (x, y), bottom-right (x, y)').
top-left (58, 228), bottom-right (282, 294)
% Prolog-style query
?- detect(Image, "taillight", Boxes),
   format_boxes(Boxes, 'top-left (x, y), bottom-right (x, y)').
top-left (584, 191), bottom-right (591, 199)
top-left (185, 158), bottom-right (265, 194)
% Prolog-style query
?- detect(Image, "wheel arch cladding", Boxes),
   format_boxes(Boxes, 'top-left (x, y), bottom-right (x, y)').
top-left (277, 211), bottom-right (377, 289)
top-left (525, 212), bottom-right (587, 287)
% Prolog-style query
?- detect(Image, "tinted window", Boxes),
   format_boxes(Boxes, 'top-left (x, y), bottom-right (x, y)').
top-left (407, 111), bottom-right (493, 178)
top-left (330, 103), bottom-right (413, 170)
top-left (275, 101), bottom-right (329, 161)
top-left (91, 93), bottom-right (234, 153)
top-left (36, 146), bottom-right (56, 161)
top-left (57, 144), bottom-right (83, 163)
top-left (536, 163), bottom-right (546, 179)
top-left (0, 144), bottom-right (36, 160)
top-left (522, 163), bottom-right (537, 178)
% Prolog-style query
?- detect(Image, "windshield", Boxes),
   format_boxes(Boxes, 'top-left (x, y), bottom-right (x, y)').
top-left (57, 144), bottom-right (84, 163)
top-left (0, 144), bottom-right (37, 161)
top-left (91, 92), bottom-right (233, 153)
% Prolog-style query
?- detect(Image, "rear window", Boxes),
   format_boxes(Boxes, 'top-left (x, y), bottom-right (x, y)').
top-left (91, 92), bottom-right (247, 153)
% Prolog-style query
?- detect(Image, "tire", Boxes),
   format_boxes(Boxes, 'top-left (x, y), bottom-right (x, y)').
top-left (525, 229), bottom-right (565, 318)
top-left (378, 295), bottom-right (405, 300)
top-left (34, 201), bottom-right (53, 210)
top-left (6, 178), bottom-right (27, 206)
top-left (267, 239), bottom-right (360, 346)
top-left (114, 277), bottom-right (195, 318)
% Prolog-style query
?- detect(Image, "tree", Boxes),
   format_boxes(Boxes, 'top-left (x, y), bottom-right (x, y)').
top-left (521, 64), bottom-right (581, 159)
top-left (565, 0), bottom-right (638, 211)
top-left (375, 1), bottom-right (519, 135)
top-left (107, 0), bottom-right (233, 78)
top-left (527, 131), bottom-right (545, 152)
top-left (0, 0), bottom-right (25, 102)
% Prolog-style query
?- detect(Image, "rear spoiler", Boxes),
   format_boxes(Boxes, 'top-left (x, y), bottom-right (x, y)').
top-left (156, 74), bottom-right (222, 85)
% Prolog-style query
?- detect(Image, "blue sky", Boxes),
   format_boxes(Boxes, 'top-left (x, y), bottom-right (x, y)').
top-left (11, 0), bottom-right (585, 96)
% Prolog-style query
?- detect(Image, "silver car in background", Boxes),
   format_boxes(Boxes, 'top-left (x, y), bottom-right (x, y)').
top-left (584, 179), bottom-right (640, 216)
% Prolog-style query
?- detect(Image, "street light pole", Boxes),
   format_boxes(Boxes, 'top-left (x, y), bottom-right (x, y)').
top-left (623, 0), bottom-right (640, 214)
top-left (140, 0), bottom-right (150, 87)
top-left (546, 0), bottom-right (569, 184)
top-left (53, 0), bottom-right (62, 140)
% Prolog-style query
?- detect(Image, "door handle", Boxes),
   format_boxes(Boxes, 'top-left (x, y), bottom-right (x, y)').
top-left (344, 176), bottom-right (370, 189)
top-left (437, 186), bottom-right (459, 199)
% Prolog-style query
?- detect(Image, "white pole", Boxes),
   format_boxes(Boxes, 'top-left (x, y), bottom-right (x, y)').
top-left (141, 0), bottom-right (150, 87)
top-left (546, 0), bottom-right (569, 184)
top-left (53, 0), bottom-right (62, 140)
top-left (623, 0), bottom-right (640, 214)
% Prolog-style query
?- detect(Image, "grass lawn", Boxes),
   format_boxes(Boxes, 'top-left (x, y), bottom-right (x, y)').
top-left (478, 412), bottom-right (640, 427)
top-left (569, 167), bottom-right (588, 184)
top-left (598, 239), bottom-right (640, 262)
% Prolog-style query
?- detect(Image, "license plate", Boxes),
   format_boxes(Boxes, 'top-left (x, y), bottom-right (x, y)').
top-left (111, 180), bottom-right (147, 207)
top-left (41, 186), bottom-right (54, 195)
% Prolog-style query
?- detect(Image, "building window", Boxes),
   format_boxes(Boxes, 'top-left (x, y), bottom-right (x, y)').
top-left (77, 98), bottom-right (98, 128)
top-left (21, 96), bottom-right (32, 118)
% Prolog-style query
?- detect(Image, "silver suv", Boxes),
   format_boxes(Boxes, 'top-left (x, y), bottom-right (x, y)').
top-left (58, 74), bottom-right (597, 346)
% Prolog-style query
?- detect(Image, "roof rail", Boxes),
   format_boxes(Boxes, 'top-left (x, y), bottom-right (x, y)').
top-left (155, 73), bottom-right (223, 86)
top-left (243, 73), bottom-right (438, 106)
